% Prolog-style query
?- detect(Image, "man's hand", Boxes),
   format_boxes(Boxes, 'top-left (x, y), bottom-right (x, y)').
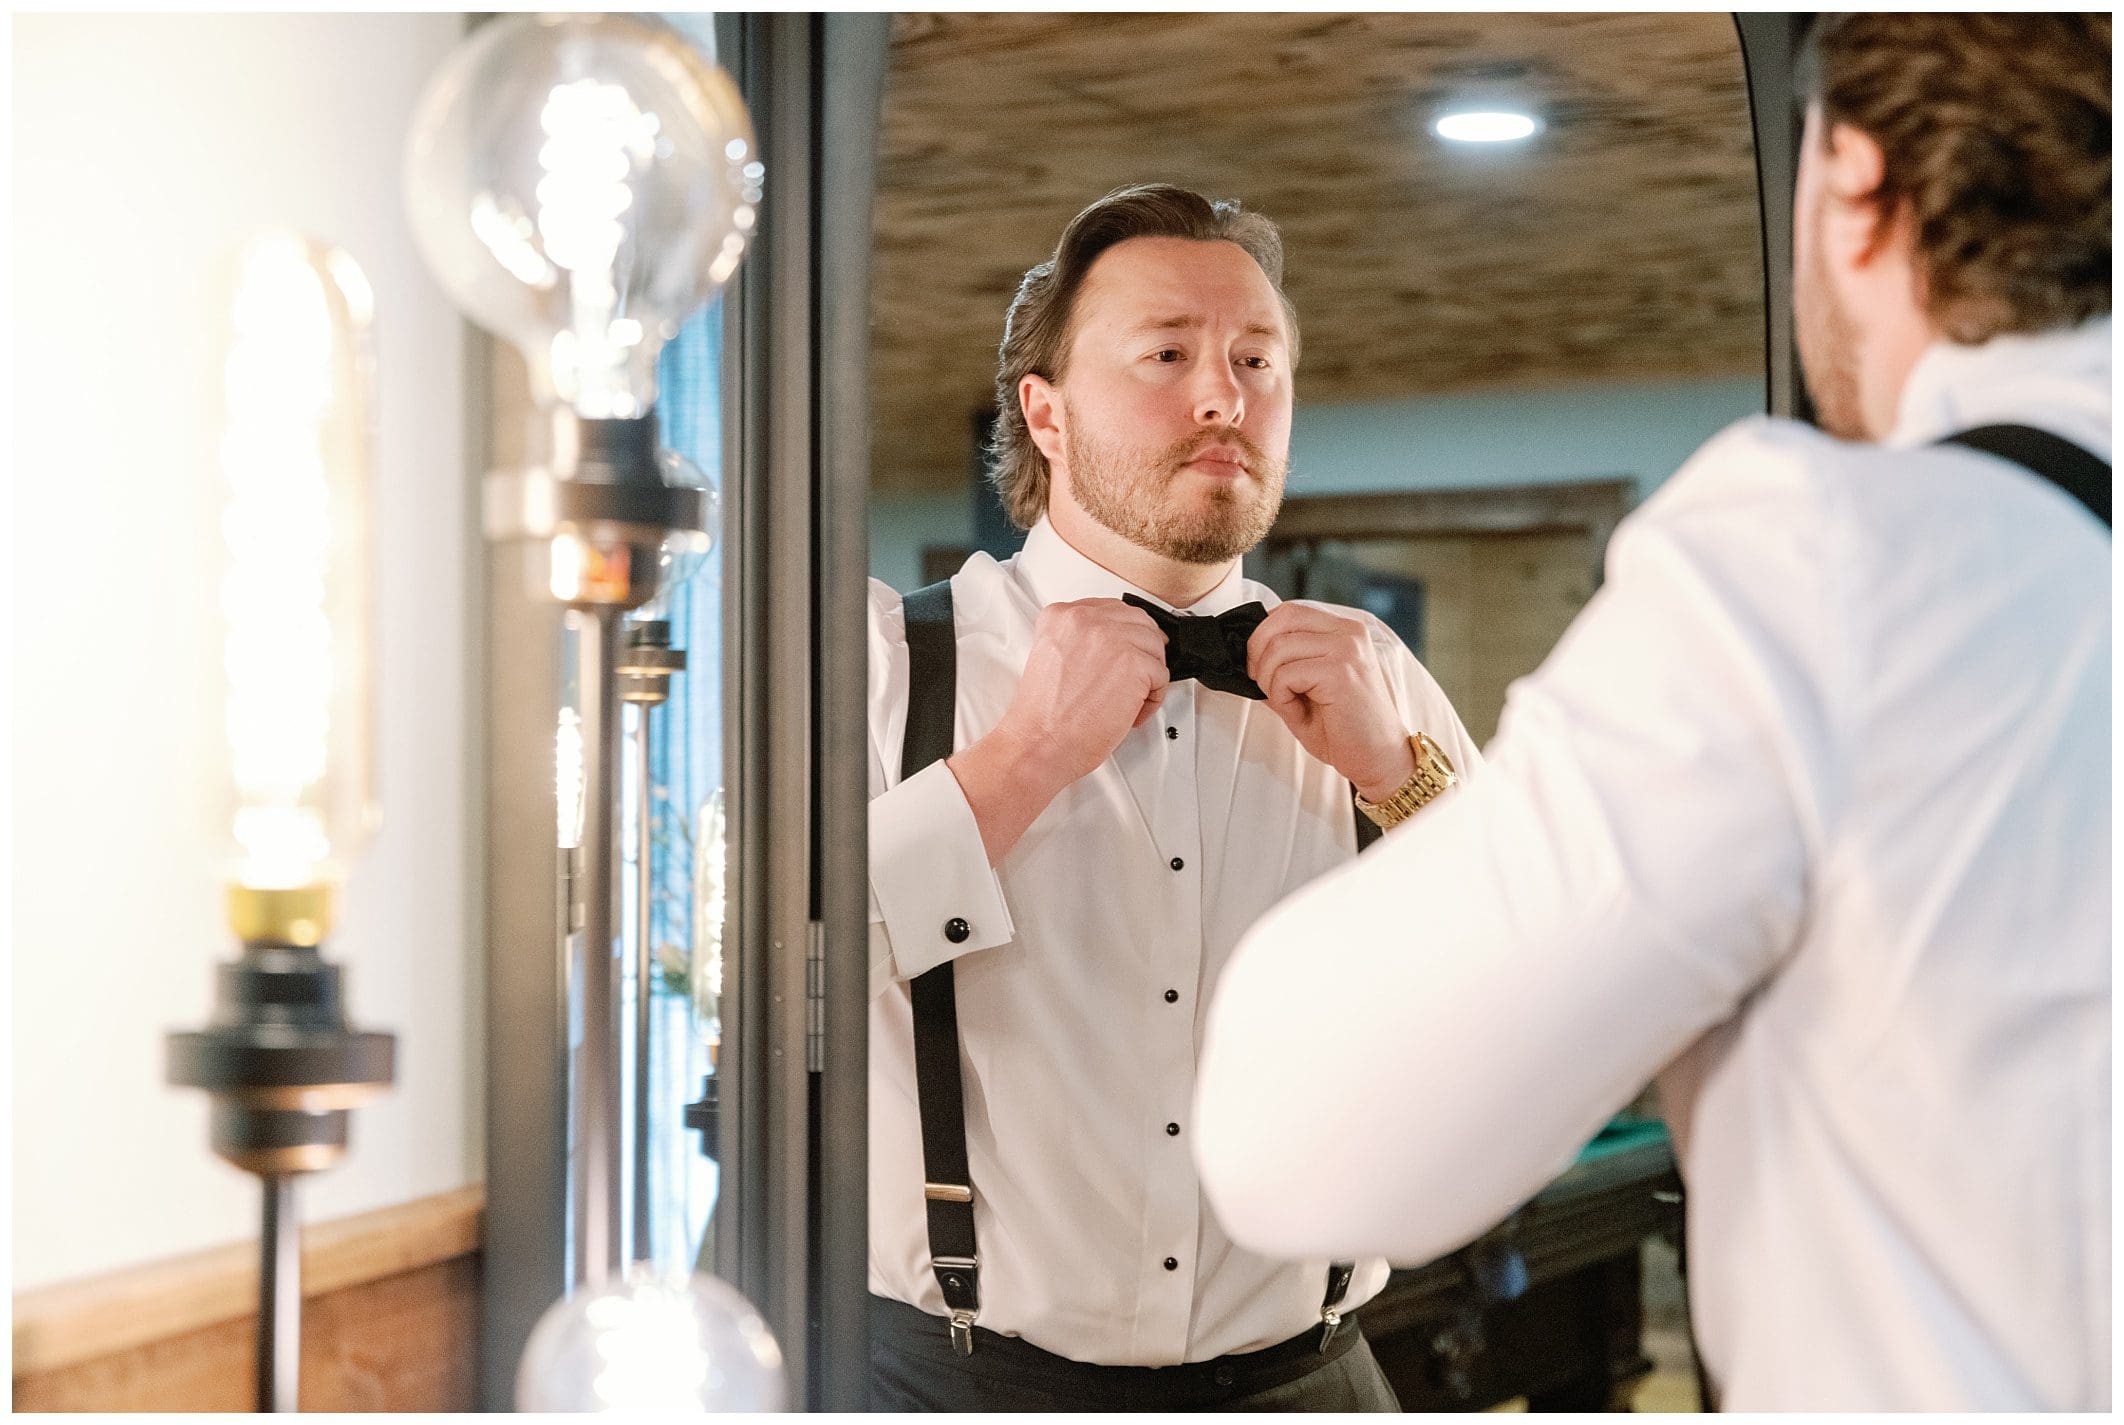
top-left (947, 599), bottom-right (1169, 864)
top-left (1247, 603), bottom-right (1416, 801)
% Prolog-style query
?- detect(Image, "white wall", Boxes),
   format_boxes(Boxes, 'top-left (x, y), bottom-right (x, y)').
top-left (11, 13), bottom-right (477, 1290)
top-left (868, 374), bottom-right (1765, 591)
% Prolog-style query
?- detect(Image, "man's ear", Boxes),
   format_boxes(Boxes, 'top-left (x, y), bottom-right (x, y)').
top-left (1823, 121), bottom-right (1899, 265)
top-left (1021, 373), bottom-right (1066, 466)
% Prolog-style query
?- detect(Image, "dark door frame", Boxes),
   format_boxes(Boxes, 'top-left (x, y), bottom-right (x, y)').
top-left (1735, 13), bottom-right (1811, 423)
top-left (717, 12), bottom-right (888, 1414)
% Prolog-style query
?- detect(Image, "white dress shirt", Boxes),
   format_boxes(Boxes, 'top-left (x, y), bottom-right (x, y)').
top-left (1194, 318), bottom-right (2111, 1409)
top-left (866, 517), bottom-right (1481, 1365)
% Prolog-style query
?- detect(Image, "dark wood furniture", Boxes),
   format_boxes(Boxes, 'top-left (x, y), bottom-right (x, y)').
top-left (1363, 1125), bottom-right (1689, 1412)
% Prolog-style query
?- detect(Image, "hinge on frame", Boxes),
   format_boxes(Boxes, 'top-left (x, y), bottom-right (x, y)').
top-left (804, 919), bottom-right (825, 1073)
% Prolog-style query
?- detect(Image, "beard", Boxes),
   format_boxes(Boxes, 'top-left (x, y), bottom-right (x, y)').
top-left (1062, 408), bottom-right (1289, 566)
top-left (1795, 204), bottom-right (1866, 440)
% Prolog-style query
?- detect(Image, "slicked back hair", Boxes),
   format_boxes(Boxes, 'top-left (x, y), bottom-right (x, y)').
top-left (987, 183), bottom-right (1297, 531)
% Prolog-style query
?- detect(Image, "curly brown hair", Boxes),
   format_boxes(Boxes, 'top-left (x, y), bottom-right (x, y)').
top-left (1800, 13), bottom-right (2110, 343)
top-left (987, 183), bottom-right (1297, 531)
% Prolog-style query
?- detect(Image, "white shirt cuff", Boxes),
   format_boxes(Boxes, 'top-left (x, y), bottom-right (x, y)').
top-left (869, 758), bottom-right (1015, 984)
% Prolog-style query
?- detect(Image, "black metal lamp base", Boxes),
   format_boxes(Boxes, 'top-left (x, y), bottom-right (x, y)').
top-left (168, 942), bottom-right (394, 1174)
top-left (166, 939), bottom-right (395, 1410)
top-left (683, 1073), bottom-right (720, 1162)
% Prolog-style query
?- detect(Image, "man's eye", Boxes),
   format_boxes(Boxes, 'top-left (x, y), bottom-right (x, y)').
top-left (1151, 348), bottom-right (1184, 363)
top-left (1238, 355), bottom-right (1272, 370)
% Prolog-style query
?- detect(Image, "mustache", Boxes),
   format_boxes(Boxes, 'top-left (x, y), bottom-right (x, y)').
top-left (1161, 427), bottom-right (1273, 475)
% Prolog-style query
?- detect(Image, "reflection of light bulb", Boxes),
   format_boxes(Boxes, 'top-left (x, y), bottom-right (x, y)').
top-left (516, 1263), bottom-right (785, 1411)
top-left (403, 14), bottom-right (759, 420)
top-left (692, 789), bottom-right (726, 1032)
top-left (218, 234), bottom-right (377, 923)
top-left (632, 448), bottom-right (718, 620)
top-left (556, 707), bottom-right (586, 851)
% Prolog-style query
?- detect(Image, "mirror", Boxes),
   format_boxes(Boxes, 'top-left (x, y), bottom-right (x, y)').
top-left (866, 12), bottom-right (1764, 1410)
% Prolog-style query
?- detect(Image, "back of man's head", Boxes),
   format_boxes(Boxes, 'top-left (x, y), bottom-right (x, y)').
top-left (1799, 13), bottom-right (2109, 344)
top-left (988, 183), bottom-right (1296, 531)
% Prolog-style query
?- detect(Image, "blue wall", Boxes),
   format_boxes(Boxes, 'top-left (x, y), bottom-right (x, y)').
top-left (869, 373), bottom-right (1765, 592)
top-left (1288, 374), bottom-right (1763, 498)
top-left (871, 490), bottom-right (974, 595)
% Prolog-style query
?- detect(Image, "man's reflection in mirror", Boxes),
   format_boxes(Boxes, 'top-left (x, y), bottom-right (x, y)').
top-left (863, 184), bottom-right (1481, 1410)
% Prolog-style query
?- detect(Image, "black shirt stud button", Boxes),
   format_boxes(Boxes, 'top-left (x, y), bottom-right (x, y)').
top-left (1214, 1365), bottom-right (1236, 1388)
top-left (1166, 725), bottom-right (1179, 740)
top-left (1164, 989), bottom-right (1179, 1003)
top-left (1163, 1256), bottom-right (1179, 1272)
top-left (1169, 856), bottom-right (1184, 872)
top-left (943, 917), bottom-right (970, 944)
top-left (1166, 1122), bottom-right (1180, 1136)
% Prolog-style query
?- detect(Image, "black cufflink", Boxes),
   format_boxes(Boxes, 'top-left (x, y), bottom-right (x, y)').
top-left (943, 917), bottom-right (970, 944)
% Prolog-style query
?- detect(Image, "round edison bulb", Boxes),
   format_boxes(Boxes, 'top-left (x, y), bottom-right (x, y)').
top-left (516, 1264), bottom-right (786, 1412)
top-left (403, 14), bottom-right (760, 420)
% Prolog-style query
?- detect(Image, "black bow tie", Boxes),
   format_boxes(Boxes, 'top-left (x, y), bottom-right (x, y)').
top-left (1122, 593), bottom-right (1268, 699)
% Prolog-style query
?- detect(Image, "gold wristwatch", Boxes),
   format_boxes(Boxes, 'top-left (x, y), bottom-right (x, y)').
top-left (1354, 731), bottom-right (1460, 830)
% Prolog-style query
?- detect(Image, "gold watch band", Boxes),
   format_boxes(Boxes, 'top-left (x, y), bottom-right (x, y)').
top-left (1354, 731), bottom-right (1460, 830)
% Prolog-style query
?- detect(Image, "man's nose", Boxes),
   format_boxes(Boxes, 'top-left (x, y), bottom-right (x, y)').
top-left (1191, 361), bottom-right (1244, 427)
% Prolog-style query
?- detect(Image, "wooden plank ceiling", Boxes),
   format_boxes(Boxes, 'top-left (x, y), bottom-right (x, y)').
top-left (870, 12), bottom-right (1764, 494)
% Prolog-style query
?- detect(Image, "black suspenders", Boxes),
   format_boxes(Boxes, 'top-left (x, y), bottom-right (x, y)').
top-left (1937, 424), bottom-right (2111, 529)
top-left (897, 577), bottom-right (1373, 1357)
top-left (898, 579), bottom-right (984, 1355)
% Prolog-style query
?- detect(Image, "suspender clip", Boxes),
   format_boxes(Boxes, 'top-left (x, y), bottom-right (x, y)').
top-left (932, 1254), bottom-right (979, 1355)
top-left (1317, 1259), bottom-right (1355, 1353)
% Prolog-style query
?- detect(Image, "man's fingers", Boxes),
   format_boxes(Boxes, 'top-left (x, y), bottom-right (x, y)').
top-left (1133, 682), bottom-right (1167, 727)
top-left (1261, 657), bottom-right (1303, 711)
top-left (1121, 621), bottom-right (1170, 663)
top-left (1088, 601), bottom-right (1169, 659)
top-left (1245, 606), bottom-right (1293, 668)
top-left (1262, 654), bottom-right (1339, 712)
top-left (1247, 600), bottom-right (1339, 656)
top-left (1044, 600), bottom-right (1169, 664)
top-left (1250, 629), bottom-right (1348, 688)
top-left (1118, 649), bottom-right (1170, 718)
top-left (1092, 597), bottom-right (1171, 641)
top-left (1249, 601), bottom-right (1358, 658)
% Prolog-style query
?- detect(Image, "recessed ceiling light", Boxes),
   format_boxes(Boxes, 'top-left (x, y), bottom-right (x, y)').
top-left (1434, 110), bottom-right (1541, 144)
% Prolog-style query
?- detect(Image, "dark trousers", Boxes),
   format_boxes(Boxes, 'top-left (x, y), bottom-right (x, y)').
top-left (867, 1294), bottom-right (1402, 1412)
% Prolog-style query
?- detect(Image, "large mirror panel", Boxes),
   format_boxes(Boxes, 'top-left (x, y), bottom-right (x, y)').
top-left (867, 12), bottom-right (1764, 1411)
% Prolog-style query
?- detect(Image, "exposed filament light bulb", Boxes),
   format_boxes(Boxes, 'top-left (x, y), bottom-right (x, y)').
top-left (218, 234), bottom-right (378, 944)
top-left (403, 13), bottom-right (759, 424)
top-left (405, 13), bottom-right (746, 614)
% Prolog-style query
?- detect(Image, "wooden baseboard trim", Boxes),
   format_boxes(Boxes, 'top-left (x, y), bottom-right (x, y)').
top-left (12, 1184), bottom-right (484, 1379)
